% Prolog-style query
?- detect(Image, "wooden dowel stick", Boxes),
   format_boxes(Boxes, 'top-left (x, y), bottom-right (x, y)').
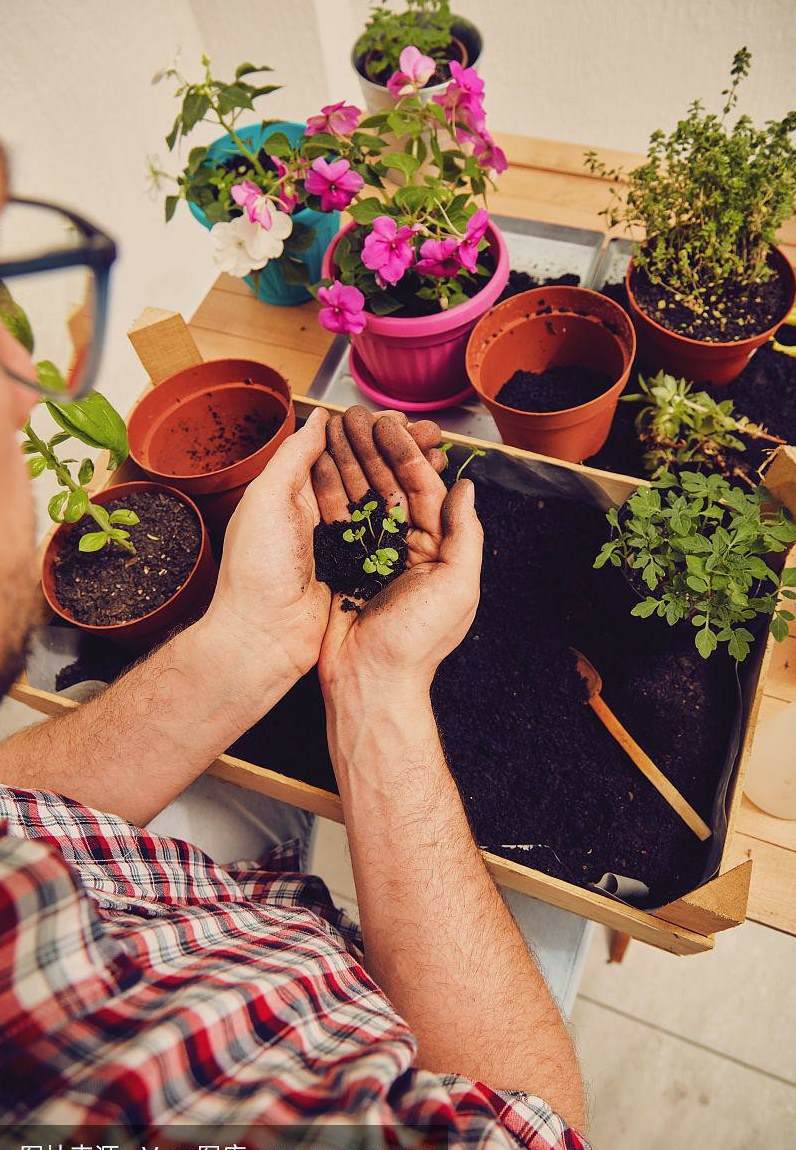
top-left (589, 694), bottom-right (712, 842)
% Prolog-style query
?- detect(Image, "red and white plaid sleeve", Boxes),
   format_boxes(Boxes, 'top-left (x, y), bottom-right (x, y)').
top-left (0, 786), bottom-right (589, 1149)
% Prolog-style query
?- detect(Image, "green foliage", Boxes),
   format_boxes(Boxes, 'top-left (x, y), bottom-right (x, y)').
top-left (594, 470), bottom-right (796, 661)
top-left (585, 49), bottom-right (796, 326)
top-left (624, 371), bottom-right (783, 484)
top-left (46, 393), bottom-right (129, 471)
top-left (438, 442), bottom-right (486, 480)
top-left (0, 281), bottom-right (34, 353)
top-left (355, 0), bottom-right (453, 81)
top-left (343, 501), bottom-right (405, 577)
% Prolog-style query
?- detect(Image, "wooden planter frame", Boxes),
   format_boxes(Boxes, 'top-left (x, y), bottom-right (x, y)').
top-left (12, 308), bottom-right (796, 957)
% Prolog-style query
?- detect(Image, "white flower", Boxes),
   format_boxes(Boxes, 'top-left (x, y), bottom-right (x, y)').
top-left (210, 212), bottom-right (293, 277)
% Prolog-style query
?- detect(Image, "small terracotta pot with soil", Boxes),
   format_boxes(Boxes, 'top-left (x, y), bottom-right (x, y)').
top-left (625, 247), bottom-right (796, 387)
top-left (127, 359), bottom-right (295, 537)
top-left (42, 481), bottom-right (216, 649)
top-left (466, 286), bottom-right (636, 462)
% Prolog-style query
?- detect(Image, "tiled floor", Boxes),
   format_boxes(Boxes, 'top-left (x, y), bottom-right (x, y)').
top-left (309, 816), bottom-right (796, 1149)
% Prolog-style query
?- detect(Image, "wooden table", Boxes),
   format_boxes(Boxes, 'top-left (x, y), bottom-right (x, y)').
top-left (187, 133), bottom-right (796, 941)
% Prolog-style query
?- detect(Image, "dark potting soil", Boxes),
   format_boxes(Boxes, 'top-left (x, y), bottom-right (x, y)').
top-left (233, 468), bottom-right (736, 906)
top-left (183, 402), bottom-right (282, 471)
top-left (497, 365), bottom-right (613, 413)
top-left (53, 490), bottom-right (201, 626)
top-left (497, 270), bottom-right (580, 304)
top-left (630, 260), bottom-right (791, 342)
top-left (314, 489), bottom-right (409, 602)
top-left (728, 342), bottom-right (796, 459)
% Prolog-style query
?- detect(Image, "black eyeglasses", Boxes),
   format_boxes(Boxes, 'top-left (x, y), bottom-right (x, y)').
top-left (0, 196), bottom-right (117, 398)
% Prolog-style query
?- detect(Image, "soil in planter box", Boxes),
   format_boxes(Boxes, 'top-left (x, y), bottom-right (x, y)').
top-left (497, 365), bottom-right (613, 413)
top-left (497, 270), bottom-right (580, 305)
top-left (53, 490), bottom-right (201, 626)
top-left (630, 260), bottom-right (791, 343)
top-left (728, 342), bottom-right (796, 459)
top-left (314, 489), bottom-right (409, 602)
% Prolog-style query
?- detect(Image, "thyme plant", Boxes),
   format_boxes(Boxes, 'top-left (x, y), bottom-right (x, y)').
top-left (624, 371), bottom-right (783, 484)
top-left (586, 49), bottom-right (796, 328)
top-left (355, 0), bottom-right (454, 82)
top-left (594, 470), bottom-right (796, 661)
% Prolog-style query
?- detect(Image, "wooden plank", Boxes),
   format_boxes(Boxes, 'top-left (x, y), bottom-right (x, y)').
top-left (191, 284), bottom-right (333, 358)
top-left (189, 326), bottom-right (323, 396)
top-left (725, 832), bottom-right (796, 935)
top-left (739, 792), bottom-right (796, 853)
top-left (764, 634), bottom-right (796, 702)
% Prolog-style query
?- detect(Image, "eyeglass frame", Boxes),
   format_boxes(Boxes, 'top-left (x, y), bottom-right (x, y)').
top-left (0, 195), bottom-right (117, 399)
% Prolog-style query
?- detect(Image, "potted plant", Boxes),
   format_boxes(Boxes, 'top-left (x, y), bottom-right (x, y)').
top-left (126, 357), bottom-right (295, 538)
top-left (24, 389), bottom-right (214, 647)
top-left (352, 0), bottom-right (483, 113)
top-left (594, 469), bottom-right (796, 662)
top-left (586, 48), bottom-right (796, 385)
top-left (148, 55), bottom-right (340, 307)
top-left (465, 285), bottom-right (636, 461)
top-left (624, 371), bottom-right (784, 486)
top-left (310, 50), bottom-right (508, 409)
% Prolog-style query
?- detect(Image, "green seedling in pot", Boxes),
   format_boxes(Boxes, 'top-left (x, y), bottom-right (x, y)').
top-left (439, 442), bottom-right (486, 481)
top-left (343, 501), bottom-right (406, 577)
top-left (594, 469), bottom-right (796, 662)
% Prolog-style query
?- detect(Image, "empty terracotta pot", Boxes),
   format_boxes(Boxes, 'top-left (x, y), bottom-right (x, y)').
top-left (466, 286), bottom-right (636, 462)
top-left (127, 359), bottom-right (296, 536)
top-left (41, 481), bottom-right (216, 649)
top-left (625, 247), bottom-right (796, 386)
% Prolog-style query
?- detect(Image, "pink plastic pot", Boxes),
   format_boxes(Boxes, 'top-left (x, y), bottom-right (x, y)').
top-left (322, 219), bottom-right (509, 406)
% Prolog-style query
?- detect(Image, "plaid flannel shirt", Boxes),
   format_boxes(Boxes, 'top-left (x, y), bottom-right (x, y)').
top-left (0, 786), bottom-right (588, 1148)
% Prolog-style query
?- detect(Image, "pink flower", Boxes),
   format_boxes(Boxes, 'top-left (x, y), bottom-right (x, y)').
top-left (415, 236), bottom-right (460, 277)
top-left (434, 60), bottom-right (486, 133)
top-left (386, 45), bottom-right (436, 99)
top-left (270, 156), bottom-right (299, 213)
top-left (306, 101), bottom-right (361, 137)
top-left (361, 215), bottom-right (417, 286)
top-left (457, 209), bottom-right (489, 273)
top-left (230, 180), bottom-right (273, 228)
top-left (318, 280), bottom-right (367, 335)
top-left (305, 157), bottom-right (364, 212)
top-left (471, 130), bottom-right (508, 175)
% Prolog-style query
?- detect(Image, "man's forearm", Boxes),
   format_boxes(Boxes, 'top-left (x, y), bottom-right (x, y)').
top-left (0, 609), bottom-right (299, 826)
top-left (325, 677), bottom-right (586, 1127)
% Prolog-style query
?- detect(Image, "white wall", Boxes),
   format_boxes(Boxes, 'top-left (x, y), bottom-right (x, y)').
top-left (1, 0), bottom-right (795, 426)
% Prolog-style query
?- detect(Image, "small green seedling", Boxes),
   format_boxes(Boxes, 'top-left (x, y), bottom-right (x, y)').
top-left (438, 442), bottom-right (487, 481)
top-left (343, 501), bottom-right (405, 577)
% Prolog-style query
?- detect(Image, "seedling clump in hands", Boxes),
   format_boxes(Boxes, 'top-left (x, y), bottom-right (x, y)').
top-left (314, 490), bottom-right (409, 602)
top-left (595, 469), bottom-right (796, 661)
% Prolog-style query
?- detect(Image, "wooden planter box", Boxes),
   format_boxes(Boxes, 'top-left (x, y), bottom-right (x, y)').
top-left (12, 310), bottom-right (796, 957)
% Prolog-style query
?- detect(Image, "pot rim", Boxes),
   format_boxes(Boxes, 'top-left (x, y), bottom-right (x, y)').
top-left (127, 361), bottom-right (292, 483)
top-left (322, 219), bottom-right (509, 336)
top-left (351, 16), bottom-right (482, 89)
top-left (466, 285), bottom-right (636, 419)
top-left (625, 246), bottom-right (796, 351)
top-left (42, 480), bottom-right (210, 633)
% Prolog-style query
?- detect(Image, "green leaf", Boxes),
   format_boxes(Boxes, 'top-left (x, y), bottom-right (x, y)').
top-left (90, 503), bottom-right (111, 531)
top-left (78, 458), bottom-right (94, 485)
top-left (380, 546), bottom-right (399, 561)
top-left (342, 528), bottom-right (356, 543)
top-left (181, 91), bottom-right (210, 133)
top-left (695, 625), bottom-right (718, 659)
top-left (781, 568), bottom-right (796, 587)
top-left (381, 151), bottom-right (420, 181)
top-left (36, 360), bottom-right (67, 393)
top-left (216, 84), bottom-right (255, 116)
top-left (109, 508), bottom-right (140, 526)
top-left (63, 488), bottom-right (89, 523)
top-left (48, 491), bottom-right (68, 522)
top-left (0, 281), bottom-right (34, 353)
top-left (728, 630), bottom-right (751, 662)
top-left (368, 293), bottom-right (403, 316)
top-left (27, 456), bottom-right (46, 478)
top-left (363, 556), bottom-right (377, 574)
top-left (48, 431), bottom-right (70, 447)
top-left (348, 197), bottom-right (386, 225)
top-left (235, 62), bottom-right (273, 80)
top-left (261, 130), bottom-right (292, 158)
top-left (165, 194), bottom-right (179, 223)
top-left (364, 500), bottom-right (378, 511)
top-left (381, 517), bottom-right (398, 534)
top-left (78, 531), bottom-right (110, 553)
top-left (630, 597), bottom-right (659, 619)
top-left (46, 393), bottom-right (129, 469)
top-left (388, 504), bottom-right (406, 523)
top-left (771, 615), bottom-right (790, 642)
top-left (686, 575), bottom-right (708, 593)
top-left (280, 257), bottom-right (310, 285)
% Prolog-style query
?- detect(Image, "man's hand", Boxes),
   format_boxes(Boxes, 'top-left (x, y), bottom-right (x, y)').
top-left (313, 412), bottom-right (483, 697)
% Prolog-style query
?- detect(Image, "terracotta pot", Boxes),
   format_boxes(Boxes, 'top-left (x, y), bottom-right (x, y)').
top-left (625, 247), bottom-right (796, 386)
top-left (322, 220), bottom-right (509, 408)
top-left (41, 481), bottom-right (216, 650)
top-left (465, 286), bottom-right (636, 463)
top-left (127, 359), bottom-right (296, 536)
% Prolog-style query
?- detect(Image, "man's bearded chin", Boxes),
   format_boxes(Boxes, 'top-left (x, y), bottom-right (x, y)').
top-left (0, 555), bottom-right (36, 700)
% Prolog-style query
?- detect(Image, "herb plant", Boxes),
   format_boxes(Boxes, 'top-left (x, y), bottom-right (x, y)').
top-left (439, 442), bottom-right (486, 480)
top-left (585, 49), bottom-right (796, 330)
top-left (343, 500), bottom-right (406, 577)
top-left (594, 470), bottom-right (796, 661)
top-left (355, 0), bottom-right (454, 83)
top-left (624, 371), bottom-right (783, 485)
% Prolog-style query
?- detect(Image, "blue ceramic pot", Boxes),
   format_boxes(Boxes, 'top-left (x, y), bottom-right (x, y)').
top-left (188, 121), bottom-right (339, 307)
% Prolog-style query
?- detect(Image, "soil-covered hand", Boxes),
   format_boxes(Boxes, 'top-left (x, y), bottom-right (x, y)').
top-left (314, 412), bottom-right (483, 695)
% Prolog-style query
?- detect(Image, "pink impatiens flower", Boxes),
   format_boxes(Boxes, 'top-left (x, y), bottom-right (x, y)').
top-left (305, 157), bottom-right (364, 212)
top-left (362, 215), bottom-right (417, 286)
top-left (306, 100), bottom-right (362, 137)
top-left (457, 209), bottom-right (489, 273)
top-left (434, 60), bottom-right (486, 134)
top-left (470, 129), bottom-right (508, 175)
top-left (386, 45), bottom-right (436, 99)
top-left (415, 236), bottom-right (460, 277)
top-left (317, 280), bottom-right (366, 335)
top-left (230, 179), bottom-right (273, 228)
